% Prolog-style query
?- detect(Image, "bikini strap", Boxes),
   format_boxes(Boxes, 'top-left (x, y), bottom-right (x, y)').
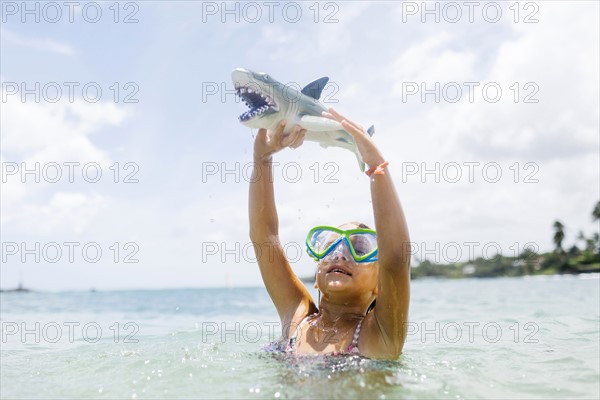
top-left (286, 314), bottom-right (315, 352)
top-left (347, 318), bottom-right (363, 353)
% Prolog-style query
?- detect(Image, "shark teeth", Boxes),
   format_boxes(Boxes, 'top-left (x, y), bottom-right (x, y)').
top-left (235, 86), bottom-right (278, 121)
top-left (238, 105), bottom-right (272, 121)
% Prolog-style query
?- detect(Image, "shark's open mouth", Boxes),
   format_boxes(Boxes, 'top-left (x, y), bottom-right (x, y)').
top-left (235, 86), bottom-right (278, 122)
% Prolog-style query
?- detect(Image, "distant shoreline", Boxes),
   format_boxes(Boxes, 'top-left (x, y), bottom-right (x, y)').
top-left (3, 270), bottom-right (599, 293)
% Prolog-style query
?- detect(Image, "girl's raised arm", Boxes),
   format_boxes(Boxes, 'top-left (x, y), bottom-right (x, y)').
top-left (249, 123), bottom-right (316, 328)
top-left (323, 108), bottom-right (411, 358)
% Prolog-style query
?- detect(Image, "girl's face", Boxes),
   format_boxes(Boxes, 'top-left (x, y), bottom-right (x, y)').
top-left (315, 258), bottom-right (379, 296)
top-left (314, 223), bottom-right (379, 299)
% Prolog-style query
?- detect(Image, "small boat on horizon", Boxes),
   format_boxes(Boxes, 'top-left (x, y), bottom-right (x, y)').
top-left (0, 282), bottom-right (31, 293)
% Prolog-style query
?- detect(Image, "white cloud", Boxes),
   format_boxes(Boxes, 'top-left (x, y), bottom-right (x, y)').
top-left (11, 192), bottom-right (109, 234)
top-left (391, 31), bottom-right (478, 91)
top-left (0, 155), bottom-right (27, 210)
top-left (2, 96), bottom-right (127, 164)
top-left (1, 87), bottom-right (130, 235)
top-left (1, 28), bottom-right (76, 56)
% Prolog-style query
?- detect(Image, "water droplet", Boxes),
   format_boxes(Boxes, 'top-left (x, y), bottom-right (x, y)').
top-left (209, 218), bottom-right (215, 223)
top-left (274, 392), bottom-right (281, 398)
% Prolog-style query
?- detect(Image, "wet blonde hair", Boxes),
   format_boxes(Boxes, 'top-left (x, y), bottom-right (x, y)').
top-left (340, 221), bottom-right (371, 230)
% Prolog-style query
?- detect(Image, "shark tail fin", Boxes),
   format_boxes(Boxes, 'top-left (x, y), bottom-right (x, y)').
top-left (356, 126), bottom-right (374, 171)
top-left (367, 125), bottom-right (375, 137)
top-left (356, 153), bottom-right (366, 172)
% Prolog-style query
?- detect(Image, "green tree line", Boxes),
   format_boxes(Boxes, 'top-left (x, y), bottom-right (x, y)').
top-left (412, 201), bottom-right (600, 279)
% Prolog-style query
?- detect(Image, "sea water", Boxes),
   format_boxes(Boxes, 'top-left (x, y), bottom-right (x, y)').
top-left (1, 275), bottom-right (599, 399)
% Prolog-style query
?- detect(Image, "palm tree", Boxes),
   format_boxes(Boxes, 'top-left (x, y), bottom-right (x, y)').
top-left (553, 220), bottom-right (565, 254)
top-left (593, 232), bottom-right (600, 255)
top-left (593, 202), bottom-right (600, 255)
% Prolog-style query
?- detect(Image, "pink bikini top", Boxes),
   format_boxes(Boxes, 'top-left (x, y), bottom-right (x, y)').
top-left (285, 314), bottom-right (363, 355)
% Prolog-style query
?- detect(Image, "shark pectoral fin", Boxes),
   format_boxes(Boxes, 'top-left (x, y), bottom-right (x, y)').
top-left (298, 116), bottom-right (342, 132)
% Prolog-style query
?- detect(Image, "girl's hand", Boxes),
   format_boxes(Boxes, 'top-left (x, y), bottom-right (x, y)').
top-left (253, 121), bottom-right (307, 162)
top-left (322, 108), bottom-right (385, 169)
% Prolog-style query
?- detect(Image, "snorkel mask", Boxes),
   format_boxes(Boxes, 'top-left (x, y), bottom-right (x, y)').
top-left (306, 226), bottom-right (378, 263)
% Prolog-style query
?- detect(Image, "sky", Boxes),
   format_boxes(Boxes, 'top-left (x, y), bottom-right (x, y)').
top-left (1, 0), bottom-right (599, 291)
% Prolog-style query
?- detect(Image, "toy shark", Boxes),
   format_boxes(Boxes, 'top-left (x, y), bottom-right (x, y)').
top-left (232, 68), bottom-right (374, 171)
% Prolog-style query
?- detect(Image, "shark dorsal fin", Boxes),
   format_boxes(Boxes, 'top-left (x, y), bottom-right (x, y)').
top-left (301, 77), bottom-right (329, 100)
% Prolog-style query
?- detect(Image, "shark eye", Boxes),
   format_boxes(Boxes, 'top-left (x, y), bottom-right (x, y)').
top-left (263, 74), bottom-right (270, 81)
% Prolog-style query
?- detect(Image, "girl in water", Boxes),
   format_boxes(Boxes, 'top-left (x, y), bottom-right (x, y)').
top-left (249, 108), bottom-right (410, 360)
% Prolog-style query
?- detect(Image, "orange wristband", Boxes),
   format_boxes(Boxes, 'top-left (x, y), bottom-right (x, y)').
top-left (365, 161), bottom-right (389, 177)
